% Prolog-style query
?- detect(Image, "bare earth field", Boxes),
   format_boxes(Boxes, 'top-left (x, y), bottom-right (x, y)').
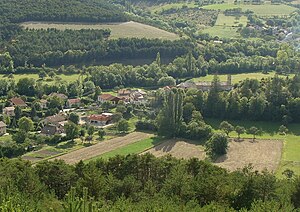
top-left (142, 139), bottom-right (205, 160)
top-left (215, 139), bottom-right (283, 172)
top-left (21, 21), bottom-right (179, 40)
top-left (51, 132), bottom-right (153, 164)
top-left (143, 138), bottom-right (283, 172)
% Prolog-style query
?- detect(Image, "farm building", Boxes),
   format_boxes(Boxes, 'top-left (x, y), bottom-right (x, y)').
top-left (117, 89), bottom-right (147, 104)
top-left (88, 113), bottom-right (113, 126)
top-left (3, 107), bottom-right (15, 117)
top-left (10, 97), bottom-right (27, 108)
top-left (43, 113), bottom-right (67, 125)
top-left (41, 124), bottom-right (64, 136)
top-left (66, 98), bottom-right (81, 108)
top-left (98, 94), bottom-right (121, 104)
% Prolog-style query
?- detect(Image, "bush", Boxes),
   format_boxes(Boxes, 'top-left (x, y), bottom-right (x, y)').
top-left (205, 133), bottom-right (228, 158)
top-left (135, 120), bottom-right (157, 132)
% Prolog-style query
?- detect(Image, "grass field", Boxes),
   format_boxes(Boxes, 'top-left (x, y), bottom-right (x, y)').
top-left (206, 118), bottom-right (300, 177)
top-left (202, 4), bottom-right (297, 16)
top-left (0, 73), bottom-right (80, 83)
top-left (192, 72), bottom-right (294, 84)
top-left (87, 136), bottom-right (163, 161)
top-left (202, 25), bottom-right (241, 39)
top-left (21, 21), bottom-right (179, 40)
top-left (215, 13), bottom-right (248, 27)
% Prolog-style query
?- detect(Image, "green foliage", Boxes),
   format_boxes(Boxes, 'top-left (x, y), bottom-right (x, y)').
top-left (98, 129), bottom-right (106, 139)
top-left (18, 117), bottom-right (33, 132)
top-left (219, 121), bottom-right (234, 137)
top-left (157, 88), bottom-right (184, 137)
top-left (235, 125), bottom-right (245, 140)
top-left (64, 122), bottom-right (79, 141)
top-left (0, 0), bottom-right (127, 23)
top-left (278, 125), bottom-right (288, 135)
top-left (69, 113), bottom-right (79, 125)
top-left (205, 133), bottom-right (228, 158)
top-left (0, 155), bottom-right (299, 210)
top-left (247, 126), bottom-right (260, 141)
top-left (117, 119), bottom-right (130, 133)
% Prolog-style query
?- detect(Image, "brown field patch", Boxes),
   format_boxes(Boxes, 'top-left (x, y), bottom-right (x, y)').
top-left (142, 139), bottom-right (205, 160)
top-left (51, 132), bottom-right (153, 164)
top-left (215, 139), bottom-right (283, 172)
top-left (21, 21), bottom-right (179, 40)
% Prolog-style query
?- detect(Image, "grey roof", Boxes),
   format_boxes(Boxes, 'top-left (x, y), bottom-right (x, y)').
top-left (41, 125), bottom-right (57, 135)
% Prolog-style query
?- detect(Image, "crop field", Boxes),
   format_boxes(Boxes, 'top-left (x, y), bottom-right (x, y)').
top-left (202, 4), bottom-right (297, 16)
top-left (192, 72), bottom-right (294, 84)
top-left (207, 118), bottom-right (300, 177)
top-left (216, 139), bottom-right (283, 172)
top-left (143, 139), bottom-right (206, 160)
top-left (21, 21), bottom-right (179, 40)
top-left (215, 13), bottom-right (248, 27)
top-left (202, 25), bottom-right (241, 38)
top-left (88, 137), bottom-right (163, 161)
top-left (51, 132), bottom-right (153, 164)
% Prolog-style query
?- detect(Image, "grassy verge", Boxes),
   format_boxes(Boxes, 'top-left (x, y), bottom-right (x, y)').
top-left (87, 136), bottom-right (163, 162)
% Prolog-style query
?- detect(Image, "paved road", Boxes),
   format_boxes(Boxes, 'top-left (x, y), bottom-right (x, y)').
top-left (50, 132), bottom-right (152, 164)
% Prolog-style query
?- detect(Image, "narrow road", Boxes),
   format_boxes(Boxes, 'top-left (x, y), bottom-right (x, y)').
top-left (50, 132), bottom-right (153, 164)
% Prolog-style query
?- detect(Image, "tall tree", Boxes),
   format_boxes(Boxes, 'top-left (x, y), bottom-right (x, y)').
top-left (157, 88), bottom-right (184, 137)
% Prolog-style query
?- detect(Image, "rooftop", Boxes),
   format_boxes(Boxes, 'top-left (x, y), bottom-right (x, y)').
top-left (0, 121), bottom-right (6, 127)
top-left (10, 97), bottom-right (27, 107)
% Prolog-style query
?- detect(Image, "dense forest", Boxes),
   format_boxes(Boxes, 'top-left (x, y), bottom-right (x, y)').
top-left (1, 155), bottom-right (300, 211)
top-left (4, 34), bottom-right (192, 67)
top-left (0, 0), bottom-right (127, 23)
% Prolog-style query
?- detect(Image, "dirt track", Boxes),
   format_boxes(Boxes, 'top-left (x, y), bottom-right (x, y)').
top-left (50, 132), bottom-right (152, 164)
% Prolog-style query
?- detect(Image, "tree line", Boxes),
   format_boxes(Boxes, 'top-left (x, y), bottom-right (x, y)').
top-left (1, 155), bottom-right (300, 211)
top-left (2, 28), bottom-right (192, 67)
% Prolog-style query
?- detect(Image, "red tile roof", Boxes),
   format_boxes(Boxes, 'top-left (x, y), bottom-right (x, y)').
top-left (88, 114), bottom-right (112, 122)
top-left (99, 94), bottom-right (115, 100)
top-left (68, 98), bottom-right (81, 104)
top-left (10, 97), bottom-right (27, 107)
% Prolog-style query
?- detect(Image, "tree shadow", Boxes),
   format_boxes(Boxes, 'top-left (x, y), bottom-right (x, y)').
top-left (154, 140), bottom-right (176, 153)
top-left (214, 154), bottom-right (228, 163)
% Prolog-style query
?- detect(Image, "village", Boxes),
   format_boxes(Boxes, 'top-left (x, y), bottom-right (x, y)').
top-left (0, 88), bottom-right (148, 138)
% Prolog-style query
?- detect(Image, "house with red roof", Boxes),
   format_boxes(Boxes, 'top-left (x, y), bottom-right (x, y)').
top-left (88, 113), bottom-right (113, 126)
top-left (10, 97), bottom-right (27, 108)
top-left (66, 98), bottom-right (81, 108)
top-left (98, 94), bottom-right (121, 104)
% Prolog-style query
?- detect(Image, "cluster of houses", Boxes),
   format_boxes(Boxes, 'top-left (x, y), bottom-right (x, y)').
top-left (1, 89), bottom-right (148, 137)
top-left (98, 89), bottom-right (147, 105)
top-left (244, 23), bottom-right (292, 40)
